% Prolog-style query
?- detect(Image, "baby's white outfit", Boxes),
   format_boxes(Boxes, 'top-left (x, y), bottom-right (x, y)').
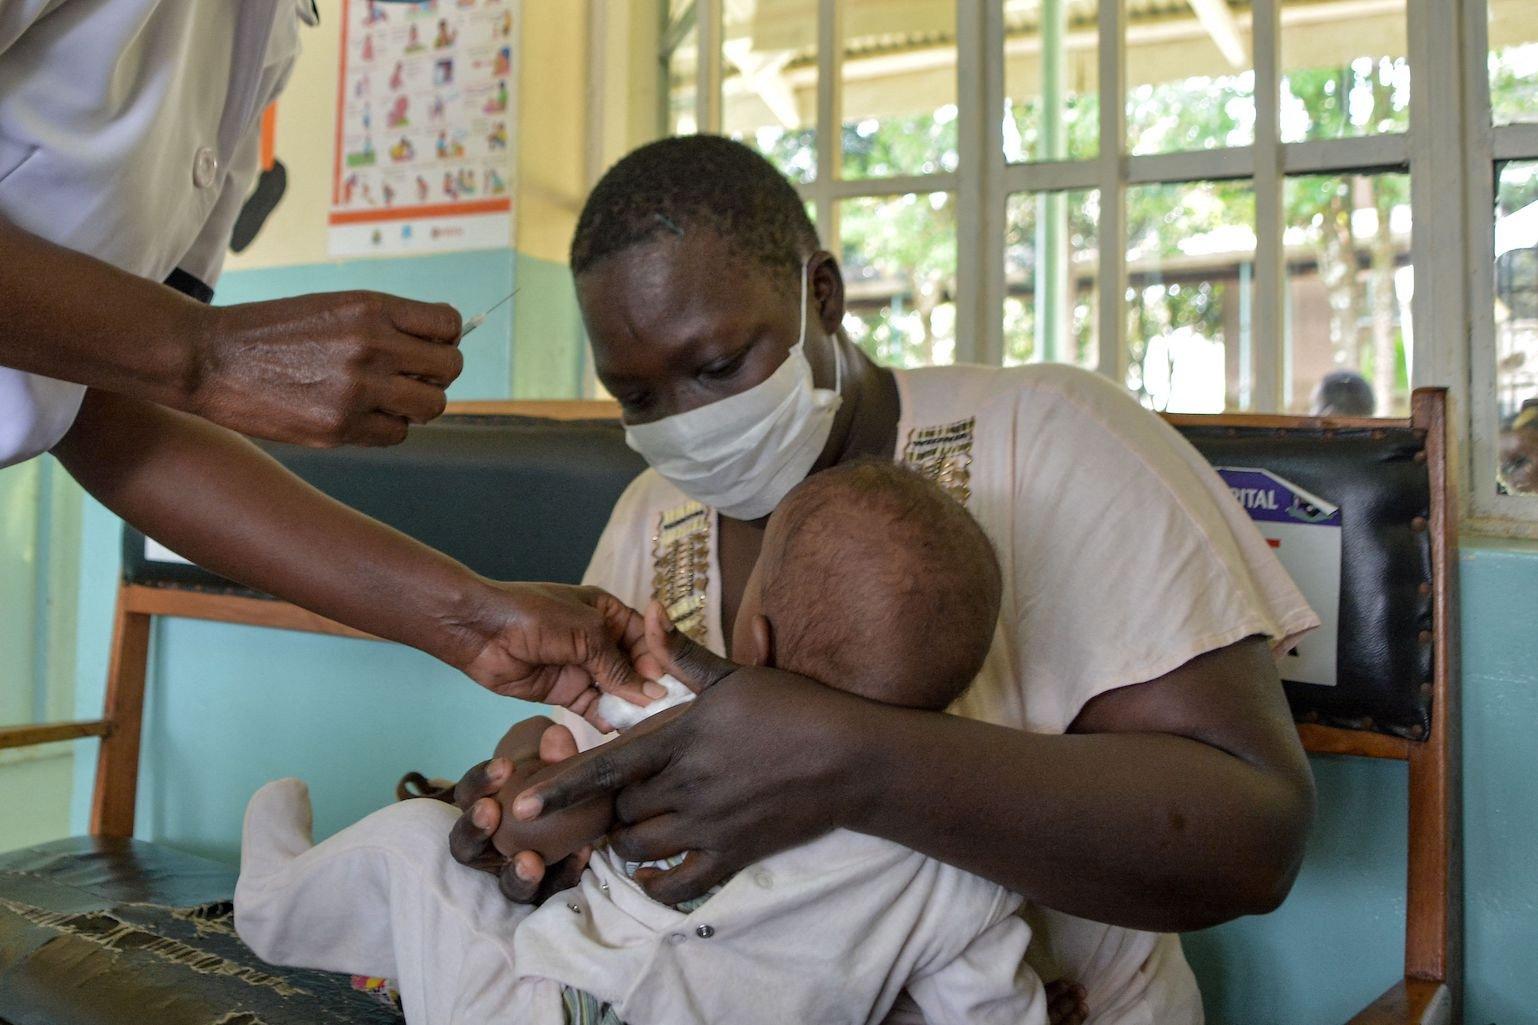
top-left (234, 779), bottom-right (1046, 1025)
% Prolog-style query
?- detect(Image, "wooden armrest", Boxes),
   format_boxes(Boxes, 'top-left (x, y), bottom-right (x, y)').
top-left (1346, 979), bottom-right (1452, 1025)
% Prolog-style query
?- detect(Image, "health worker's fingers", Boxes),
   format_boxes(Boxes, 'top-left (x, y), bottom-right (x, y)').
top-left (643, 600), bottom-right (737, 692)
top-left (512, 726), bottom-right (674, 821)
top-left (633, 850), bottom-right (728, 907)
top-left (383, 296), bottom-right (462, 342)
top-left (451, 758), bottom-right (508, 811)
top-left (375, 374), bottom-right (448, 424)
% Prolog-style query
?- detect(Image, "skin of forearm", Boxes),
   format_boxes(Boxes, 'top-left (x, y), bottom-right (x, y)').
top-left (842, 707), bottom-right (1314, 932)
top-left (0, 214), bottom-right (207, 407)
top-left (53, 390), bottom-right (496, 667)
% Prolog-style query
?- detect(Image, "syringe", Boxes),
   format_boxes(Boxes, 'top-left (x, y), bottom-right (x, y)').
top-left (459, 289), bottom-right (517, 339)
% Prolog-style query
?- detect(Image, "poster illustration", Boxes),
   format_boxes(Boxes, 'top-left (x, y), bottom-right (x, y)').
top-left (1216, 467), bottom-right (1342, 688)
top-left (330, 0), bottom-right (518, 257)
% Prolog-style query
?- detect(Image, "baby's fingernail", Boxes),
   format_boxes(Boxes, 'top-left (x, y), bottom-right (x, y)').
top-left (642, 681), bottom-right (668, 699)
top-left (513, 795), bottom-right (541, 820)
top-left (472, 803), bottom-right (495, 831)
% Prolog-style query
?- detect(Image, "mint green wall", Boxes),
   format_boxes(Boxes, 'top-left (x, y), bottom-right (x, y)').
top-left (1185, 538), bottom-right (1538, 1024)
top-left (1, 455), bottom-right (80, 854)
top-left (45, 250), bottom-right (1534, 1024)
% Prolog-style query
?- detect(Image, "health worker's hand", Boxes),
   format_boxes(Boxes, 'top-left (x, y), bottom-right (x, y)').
top-left (190, 290), bottom-right (466, 447)
top-left (453, 582), bottom-right (655, 712)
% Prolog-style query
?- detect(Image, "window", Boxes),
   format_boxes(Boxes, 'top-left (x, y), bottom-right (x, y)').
top-left (1471, 0), bottom-right (1538, 523)
top-left (651, 0), bottom-right (1538, 532)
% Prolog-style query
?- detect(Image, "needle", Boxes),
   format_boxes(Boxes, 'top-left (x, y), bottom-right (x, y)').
top-left (459, 289), bottom-right (518, 339)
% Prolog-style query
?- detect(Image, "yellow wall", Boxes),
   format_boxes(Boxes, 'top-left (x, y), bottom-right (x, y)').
top-left (226, 0), bottom-right (597, 273)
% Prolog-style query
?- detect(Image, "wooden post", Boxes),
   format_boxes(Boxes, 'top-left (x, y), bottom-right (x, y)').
top-left (89, 586), bottom-right (152, 838)
top-left (1404, 388), bottom-right (1462, 1018)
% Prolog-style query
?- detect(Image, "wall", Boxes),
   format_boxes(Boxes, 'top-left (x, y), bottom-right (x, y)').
top-left (1183, 538), bottom-right (1538, 1025)
top-left (0, 456), bottom-right (78, 853)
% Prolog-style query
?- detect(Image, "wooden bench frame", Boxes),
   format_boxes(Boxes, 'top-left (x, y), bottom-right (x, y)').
top-left (0, 393), bottom-right (1460, 1025)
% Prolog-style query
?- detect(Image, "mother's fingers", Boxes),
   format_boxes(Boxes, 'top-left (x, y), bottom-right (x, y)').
top-left (452, 757), bottom-right (509, 810)
top-left (608, 812), bottom-right (688, 864)
top-left (515, 725), bottom-right (675, 819)
top-left (643, 601), bottom-right (737, 692)
top-left (633, 850), bottom-right (730, 907)
top-left (539, 722), bottom-right (580, 762)
top-left (449, 796), bottom-right (506, 872)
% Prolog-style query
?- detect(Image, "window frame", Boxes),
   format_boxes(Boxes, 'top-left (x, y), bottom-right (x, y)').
top-left (1464, 0), bottom-right (1538, 534)
top-left (649, 0), bottom-right (1535, 535)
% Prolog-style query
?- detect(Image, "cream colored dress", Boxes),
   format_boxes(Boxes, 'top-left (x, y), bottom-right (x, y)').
top-left (566, 363), bottom-right (1320, 1025)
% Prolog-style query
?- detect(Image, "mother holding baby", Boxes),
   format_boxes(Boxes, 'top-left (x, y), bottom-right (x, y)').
top-left (451, 136), bottom-right (1319, 1025)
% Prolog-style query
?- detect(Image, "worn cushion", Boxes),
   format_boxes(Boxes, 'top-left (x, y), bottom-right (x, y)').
top-left (0, 837), bottom-right (402, 1025)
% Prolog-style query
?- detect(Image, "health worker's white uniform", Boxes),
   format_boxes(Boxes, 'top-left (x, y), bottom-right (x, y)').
top-left (0, 0), bottom-right (314, 469)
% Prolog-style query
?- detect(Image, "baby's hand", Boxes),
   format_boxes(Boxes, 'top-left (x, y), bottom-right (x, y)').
top-left (1044, 979), bottom-right (1088, 1025)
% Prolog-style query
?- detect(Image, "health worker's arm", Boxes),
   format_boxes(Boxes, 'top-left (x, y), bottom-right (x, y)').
top-left (53, 391), bottom-right (653, 704)
top-left (0, 212), bottom-right (464, 447)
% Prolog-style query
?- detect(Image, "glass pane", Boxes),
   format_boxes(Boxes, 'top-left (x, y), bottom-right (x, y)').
top-left (840, 192), bottom-right (958, 367)
top-left (1283, 173), bottom-right (1413, 417)
top-left (1279, 0), bottom-right (1408, 143)
top-left (1126, 3), bottom-right (1253, 155)
top-left (1490, 0), bottom-right (1538, 127)
top-left (841, 0), bottom-right (959, 179)
top-left (1495, 160), bottom-right (1538, 495)
top-left (1004, 189), bottom-right (1100, 367)
top-left (665, 1), bottom-right (699, 135)
top-left (1125, 180), bottom-right (1255, 412)
top-left (1003, 0), bottom-right (1099, 163)
top-left (723, 0), bottom-right (818, 183)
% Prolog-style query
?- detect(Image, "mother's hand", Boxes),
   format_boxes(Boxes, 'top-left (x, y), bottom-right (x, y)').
top-left (510, 664), bottom-right (869, 906)
top-left (447, 721), bottom-right (593, 903)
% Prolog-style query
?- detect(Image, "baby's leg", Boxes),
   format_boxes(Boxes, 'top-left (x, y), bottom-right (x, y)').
top-left (235, 779), bottom-right (538, 1025)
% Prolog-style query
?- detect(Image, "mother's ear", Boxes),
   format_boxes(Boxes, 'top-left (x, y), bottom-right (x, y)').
top-left (809, 250), bottom-right (846, 336)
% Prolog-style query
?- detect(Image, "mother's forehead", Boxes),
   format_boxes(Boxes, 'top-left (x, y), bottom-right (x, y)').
top-left (577, 231), bottom-right (798, 303)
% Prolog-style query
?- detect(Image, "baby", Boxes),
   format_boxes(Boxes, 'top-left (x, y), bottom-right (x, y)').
top-left (235, 462), bottom-right (1051, 1025)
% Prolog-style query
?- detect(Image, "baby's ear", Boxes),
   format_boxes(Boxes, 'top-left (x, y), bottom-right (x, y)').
top-left (747, 614), bottom-right (776, 668)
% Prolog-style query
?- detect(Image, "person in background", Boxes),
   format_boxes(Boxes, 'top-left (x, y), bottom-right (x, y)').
top-left (0, 3), bottom-right (648, 707)
top-left (1310, 370), bottom-right (1376, 417)
top-left (1498, 400), bottom-right (1538, 494)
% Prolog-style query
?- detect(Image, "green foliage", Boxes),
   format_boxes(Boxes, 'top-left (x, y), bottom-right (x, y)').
top-left (705, 34), bottom-right (1535, 410)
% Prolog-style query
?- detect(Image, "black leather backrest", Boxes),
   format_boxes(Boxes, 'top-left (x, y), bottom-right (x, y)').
top-left (122, 414), bottom-right (1433, 739)
top-left (1175, 423), bottom-right (1432, 739)
top-left (122, 416), bottom-right (648, 591)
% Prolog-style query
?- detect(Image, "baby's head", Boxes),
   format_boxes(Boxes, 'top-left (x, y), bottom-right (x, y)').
top-left (731, 461), bottom-right (1002, 710)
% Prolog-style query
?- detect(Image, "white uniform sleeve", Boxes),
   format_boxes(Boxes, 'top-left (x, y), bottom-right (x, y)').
top-left (904, 899), bottom-right (1046, 1025)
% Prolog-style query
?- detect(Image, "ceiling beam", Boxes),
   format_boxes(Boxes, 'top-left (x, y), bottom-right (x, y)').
top-left (1186, 0), bottom-right (1249, 68)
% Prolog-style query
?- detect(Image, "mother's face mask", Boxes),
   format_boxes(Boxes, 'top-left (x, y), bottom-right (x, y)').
top-left (622, 259), bottom-right (843, 520)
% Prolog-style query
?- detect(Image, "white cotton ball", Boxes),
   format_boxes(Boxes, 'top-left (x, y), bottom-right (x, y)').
top-left (596, 674), bottom-right (696, 731)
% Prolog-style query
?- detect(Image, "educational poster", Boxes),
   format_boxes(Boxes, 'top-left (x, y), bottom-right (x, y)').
top-left (1216, 467), bottom-right (1342, 688)
top-left (330, 0), bottom-right (518, 257)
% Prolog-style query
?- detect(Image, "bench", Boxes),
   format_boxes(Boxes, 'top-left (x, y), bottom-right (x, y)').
top-left (0, 393), bottom-right (1459, 1024)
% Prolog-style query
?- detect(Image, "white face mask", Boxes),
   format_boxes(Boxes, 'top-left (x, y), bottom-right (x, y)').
top-left (624, 260), bottom-right (843, 520)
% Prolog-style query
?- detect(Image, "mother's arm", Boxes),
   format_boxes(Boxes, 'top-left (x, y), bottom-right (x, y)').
top-left (495, 635), bottom-right (1314, 932)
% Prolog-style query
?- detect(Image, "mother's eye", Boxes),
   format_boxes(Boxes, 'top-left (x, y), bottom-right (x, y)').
top-left (698, 348), bottom-right (749, 381)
